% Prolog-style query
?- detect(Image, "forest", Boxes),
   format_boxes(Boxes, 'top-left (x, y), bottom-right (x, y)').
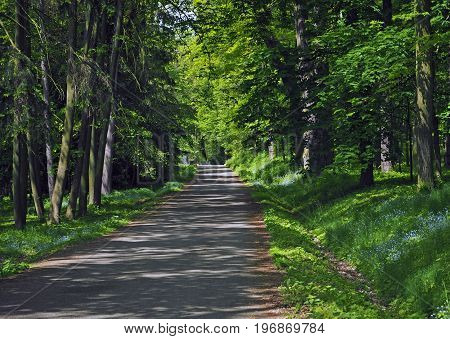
top-left (0, 0), bottom-right (449, 319)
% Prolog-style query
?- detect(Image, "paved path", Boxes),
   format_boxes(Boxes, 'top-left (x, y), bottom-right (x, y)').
top-left (0, 165), bottom-right (282, 318)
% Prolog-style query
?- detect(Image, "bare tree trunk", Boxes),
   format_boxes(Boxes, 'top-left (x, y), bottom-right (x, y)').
top-left (415, 0), bottom-right (435, 189)
top-left (50, 0), bottom-right (78, 223)
top-left (94, 0), bottom-right (123, 205)
top-left (12, 0), bottom-right (32, 229)
top-left (39, 0), bottom-right (54, 197)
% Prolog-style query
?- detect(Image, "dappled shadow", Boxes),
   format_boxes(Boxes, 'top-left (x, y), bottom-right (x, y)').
top-left (0, 165), bottom-right (282, 319)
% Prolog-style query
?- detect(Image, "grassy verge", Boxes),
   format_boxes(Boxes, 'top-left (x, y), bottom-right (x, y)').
top-left (228, 152), bottom-right (449, 318)
top-left (0, 179), bottom-right (191, 277)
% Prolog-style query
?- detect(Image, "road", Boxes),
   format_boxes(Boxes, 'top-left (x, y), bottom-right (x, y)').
top-left (0, 165), bottom-right (282, 318)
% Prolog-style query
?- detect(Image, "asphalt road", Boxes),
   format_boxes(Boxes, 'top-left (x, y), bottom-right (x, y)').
top-left (0, 165), bottom-right (282, 318)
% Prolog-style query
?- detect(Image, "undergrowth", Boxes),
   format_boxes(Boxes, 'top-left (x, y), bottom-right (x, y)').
top-left (228, 151), bottom-right (449, 319)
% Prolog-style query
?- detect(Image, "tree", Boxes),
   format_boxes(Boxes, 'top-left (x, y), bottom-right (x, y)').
top-left (66, 0), bottom-right (97, 219)
top-left (38, 0), bottom-right (54, 197)
top-left (12, 0), bottom-right (31, 229)
top-left (50, 0), bottom-right (78, 223)
top-left (415, 0), bottom-right (436, 189)
top-left (93, 0), bottom-right (123, 206)
top-left (380, 0), bottom-right (393, 172)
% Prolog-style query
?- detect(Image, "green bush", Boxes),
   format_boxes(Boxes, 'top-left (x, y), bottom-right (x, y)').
top-left (176, 164), bottom-right (197, 182)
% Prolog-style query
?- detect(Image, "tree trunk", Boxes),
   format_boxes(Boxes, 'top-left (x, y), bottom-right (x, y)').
top-left (295, 0), bottom-right (332, 175)
top-left (382, 0), bottom-right (392, 26)
top-left (27, 128), bottom-right (45, 219)
top-left (89, 117), bottom-right (97, 204)
top-left (12, 0), bottom-right (31, 229)
top-left (88, 7), bottom-right (107, 205)
top-left (79, 112), bottom-right (92, 217)
top-left (360, 162), bottom-right (375, 187)
top-left (380, 133), bottom-right (393, 172)
top-left (66, 2), bottom-right (96, 219)
top-left (157, 135), bottom-right (165, 185)
top-left (50, 0), bottom-right (78, 223)
top-left (415, 0), bottom-right (435, 189)
top-left (66, 112), bottom-right (89, 219)
top-left (101, 66), bottom-right (119, 195)
top-left (407, 103), bottom-right (414, 181)
top-left (359, 137), bottom-right (375, 187)
top-left (101, 117), bottom-right (114, 195)
top-left (445, 133), bottom-right (450, 169)
top-left (380, 0), bottom-right (393, 172)
top-left (432, 112), bottom-right (442, 179)
top-left (39, 0), bottom-right (54, 197)
top-left (294, 0), bottom-right (307, 50)
top-left (168, 134), bottom-right (175, 181)
top-left (94, 0), bottom-right (123, 205)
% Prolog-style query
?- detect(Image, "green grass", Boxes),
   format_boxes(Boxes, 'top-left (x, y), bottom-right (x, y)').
top-left (306, 177), bottom-right (450, 318)
top-left (0, 181), bottom-right (185, 277)
top-left (263, 205), bottom-right (384, 318)
top-left (228, 151), bottom-right (450, 318)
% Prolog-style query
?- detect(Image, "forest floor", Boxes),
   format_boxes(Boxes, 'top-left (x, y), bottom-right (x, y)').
top-left (0, 165), bottom-right (284, 318)
top-left (228, 154), bottom-right (450, 319)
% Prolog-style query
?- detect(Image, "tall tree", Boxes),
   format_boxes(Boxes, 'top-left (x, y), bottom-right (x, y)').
top-left (12, 0), bottom-right (31, 229)
top-left (38, 0), bottom-right (54, 197)
top-left (93, 0), bottom-right (123, 205)
top-left (380, 0), bottom-right (393, 172)
top-left (66, 0), bottom-right (97, 219)
top-left (101, 69), bottom-right (118, 195)
top-left (50, 0), bottom-right (78, 223)
top-left (295, 0), bottom-right (332, 175)
top-left (415, 0), bottom-right (436, 189)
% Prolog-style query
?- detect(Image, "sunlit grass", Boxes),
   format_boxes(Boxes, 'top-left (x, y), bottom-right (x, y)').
top-left (229, 151), bottom-right (450, 318)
